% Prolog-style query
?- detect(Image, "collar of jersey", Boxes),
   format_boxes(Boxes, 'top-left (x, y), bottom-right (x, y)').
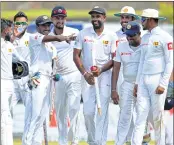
top-left (90, 26), bottom-right (107, 35)
top-left (51, 26), bottom-right (67, 35)
top-left (148, 26), bottom-right (161, 34)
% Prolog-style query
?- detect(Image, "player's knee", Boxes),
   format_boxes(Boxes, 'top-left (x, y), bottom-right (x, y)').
top-left (1, 111), bottom-right (13, 127)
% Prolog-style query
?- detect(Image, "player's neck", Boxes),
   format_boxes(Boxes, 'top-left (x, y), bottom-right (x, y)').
top-left (94, 27), bottom-right (104, 36)
top-left (148, 24), bottom-right (158, 32)
top-left (54, 27), bottom-right (64, 35)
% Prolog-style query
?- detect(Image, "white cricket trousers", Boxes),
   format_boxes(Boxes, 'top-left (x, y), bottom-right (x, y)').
top-left (11, 76), bottom-right (32, 143)
top-left (131, 73), bottom-right (167, 145)
top-left (82, 71), bottom-right (111, 145)
top-left (115, 81), bottom-right (136, 145)
top-left (22, 75), bottom-right (51, 145)
top-left (54, 71), bottom-right (81, 145)
top-left (117, 66), bottom-right (124, 97)
top-left (1, 79), bottom-right (14, 145)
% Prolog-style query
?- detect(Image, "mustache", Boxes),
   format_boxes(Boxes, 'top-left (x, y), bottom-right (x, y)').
top-left (43, 30), bottom-right (50, 33)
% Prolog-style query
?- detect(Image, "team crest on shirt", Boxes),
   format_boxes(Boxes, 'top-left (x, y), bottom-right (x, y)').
top-left (167, 42), bottom-right (173, 50)
top-left (8, 48), bottom-right (12, 53)
top-left (103, 40), bottom-right (109, 45)
top-left (153, 41), bottom-right (159, 47)
top-left (25, 41), bottom-right (29, 46)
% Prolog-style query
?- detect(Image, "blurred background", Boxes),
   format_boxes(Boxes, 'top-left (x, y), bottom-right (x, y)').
top-left (1, 1), bottom-right (173, 23)
top-left (1, 1), bottom-right (173, 36)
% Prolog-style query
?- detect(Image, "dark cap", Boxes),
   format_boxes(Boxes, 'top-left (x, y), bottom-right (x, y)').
top-left (124, 21), bottom-right (140, 36)
top-left (51, 6), bottom-right (67, 17)
top-left (88, 6), bottom-right (106, 15)
top-left (35, 15), bottom-right (52, 25)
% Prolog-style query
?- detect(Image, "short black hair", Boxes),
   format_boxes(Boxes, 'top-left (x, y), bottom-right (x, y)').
top-left (14, 11), bottom-right (28, 22)
top-left (1, 18), bottom-right (13, 32)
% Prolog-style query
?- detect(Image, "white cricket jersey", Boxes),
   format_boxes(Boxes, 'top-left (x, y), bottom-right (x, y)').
top-left (74, 26), bottom-right (118, 71)
top-left (49, 26), bottom-right (79, 75)
top-left (1, 38), bottom-right (22, 79)
top-left (114, 41), bottom-right (141, 83)
top-left (116, 29), bottom-right (127, 47)
top-left (13, 32), bottom-right (31, 65)
top-left (136, 26), bottom-right (173, 87)
top-left (29, 32), bottom-right (57, 75)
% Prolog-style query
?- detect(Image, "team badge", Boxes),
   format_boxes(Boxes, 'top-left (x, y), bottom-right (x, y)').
top-left (8, 48), bottom-right (12, 52)
top-left (43, 16), bottom-right (48, 19)
top-left (25, 41), bottom-right (29, 46)
top-left (153, 41), bottom-right (159, 46)
top-left (103, 40), bottom-right (109, 44)
top-left (58, 9), bottom-right (62, 13)
top-left (167, 42), bottom-right (173, 50)
top-left (127, 24), bottom-right (131, 29)
top-left (123, 8), bottom-right (128, 13)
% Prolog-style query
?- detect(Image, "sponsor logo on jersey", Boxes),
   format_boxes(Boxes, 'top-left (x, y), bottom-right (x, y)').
top-left (84, 38), bottom-right (94, 43)
top-left (121, 52), bottom-right (131, 55)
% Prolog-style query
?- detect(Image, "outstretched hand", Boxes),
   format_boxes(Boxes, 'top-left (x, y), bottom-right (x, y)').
top-left (66, 33), bottom-right (77, 43)
top-left (13, 26), bottom-right (27, 37)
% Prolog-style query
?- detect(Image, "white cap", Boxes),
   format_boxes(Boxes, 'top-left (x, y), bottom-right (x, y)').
top-left (114, 6), bottom-right (139, 19)
top-left (141, 9), bottom-right (166, 20)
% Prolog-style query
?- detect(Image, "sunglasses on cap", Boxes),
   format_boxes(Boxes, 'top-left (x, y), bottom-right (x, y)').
top-left (14, 21), bottom-right (28, 26)
top-left (141, 17), bottom-right (148, 23)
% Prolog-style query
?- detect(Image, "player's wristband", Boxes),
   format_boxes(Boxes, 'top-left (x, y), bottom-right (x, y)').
top-left (111, 89), bottom-right (116, 91)
top-left (82, 71), bottom-right (87, 76)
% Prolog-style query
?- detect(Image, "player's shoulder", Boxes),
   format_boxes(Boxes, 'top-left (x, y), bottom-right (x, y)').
top-left (118, 41), bottom-right (129, 49)
top-left (6, 41), bottom-right (15, 50)
top-left (65, 26), bottom-right (79, 33)
top-left (29, 32), bottom-right (43, 39)
top-left (159, 28), bottom-right (172, 39)
top-left (79, 26), bottom-right (92, 34)
top-left (104, 28), bottom-right (117, 37)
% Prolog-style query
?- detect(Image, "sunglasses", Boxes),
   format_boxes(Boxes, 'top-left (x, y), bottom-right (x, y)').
top-left (14, 21), bottom-right (28, 26)
top-left (141, 17), bottom-right (148, 23)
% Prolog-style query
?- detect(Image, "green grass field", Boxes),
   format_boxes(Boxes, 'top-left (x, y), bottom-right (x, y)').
top-left (14, 139), bottom-right (155, 145)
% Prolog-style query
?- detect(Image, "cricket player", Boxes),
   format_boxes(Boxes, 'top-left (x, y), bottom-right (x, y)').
top-left (73, 6), bottom-right (118, 145)
top-left (49, 6), bottom-right (81, 145)
top-left (22, 15), bottom-right (76, 145)
top-left (8, 11), bottom-right (33, 143)
top-left (113, 6), bottom-right (141, 144)
top-left (1, 18), bottom-right (24, 145)
top-left (111, 21), bottom-right (142, 145)
top-left (132, 9), bottom-right (173, 145)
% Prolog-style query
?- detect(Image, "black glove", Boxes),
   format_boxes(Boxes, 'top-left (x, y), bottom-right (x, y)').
top-left (164, 96), bottom-right (174, 110)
